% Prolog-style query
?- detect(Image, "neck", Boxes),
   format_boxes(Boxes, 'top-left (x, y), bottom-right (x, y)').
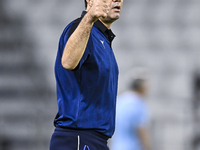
top-left (99, 18), bottom-right (112, 29)
top-left (133, 90), bottom-right (145, 97)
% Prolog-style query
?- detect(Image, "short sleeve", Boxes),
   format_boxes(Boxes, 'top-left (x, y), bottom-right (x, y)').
top-left (73, 36), bottom-right (92, 70)
top-left (131, 103), bottom-right (148, 128)
top-left (61, 18), bottom-right (92, 70)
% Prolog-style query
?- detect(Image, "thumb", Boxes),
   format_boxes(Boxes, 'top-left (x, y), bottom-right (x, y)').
top-left (89, 0), bottom-right (95, 7)
top-left (91, 0), bottom-right (97, 6)
top-left (109, 0), bottom-right (112, 6)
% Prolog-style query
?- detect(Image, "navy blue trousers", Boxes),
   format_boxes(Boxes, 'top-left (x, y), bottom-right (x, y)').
top-left (50, 127), bottom-right (109, 150)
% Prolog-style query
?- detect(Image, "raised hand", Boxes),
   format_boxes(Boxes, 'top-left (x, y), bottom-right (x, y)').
top-left (87, 0), bottom-right (112, 23)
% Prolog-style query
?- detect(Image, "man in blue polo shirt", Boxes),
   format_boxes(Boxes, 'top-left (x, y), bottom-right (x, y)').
top-left (50, 0), bottom-right (123, 150)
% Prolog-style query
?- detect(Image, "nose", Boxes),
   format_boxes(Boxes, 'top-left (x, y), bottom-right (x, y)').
top-left (113, 0), bottom-right (121, 2)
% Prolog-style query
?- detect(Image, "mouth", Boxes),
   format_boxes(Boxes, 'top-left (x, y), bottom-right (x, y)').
top-left (112, 5), bottom-right (121, 11)
top-left (112, 3), bottom-right (121, 12)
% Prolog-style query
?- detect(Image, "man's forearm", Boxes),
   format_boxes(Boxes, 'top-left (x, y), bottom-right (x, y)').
top-left (61, 14), bottom-right (94, 70)
top-left (61, 0), bottom-right (112, 70)
top-left (137, 128), bottom-right (152, 150)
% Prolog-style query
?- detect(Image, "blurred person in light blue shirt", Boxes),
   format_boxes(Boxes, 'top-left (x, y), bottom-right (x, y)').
top-left (111, 68), bottom-right (151, 150)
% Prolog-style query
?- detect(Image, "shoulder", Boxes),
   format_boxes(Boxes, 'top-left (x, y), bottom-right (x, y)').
top-left (116, 92), bottom-right (136, 112)
top-left (67, 17), bottom-right (82, 37)
top-left (62, 17), bottom-right (82, 38)
top-left (59, 17), bottom-right (83, 47)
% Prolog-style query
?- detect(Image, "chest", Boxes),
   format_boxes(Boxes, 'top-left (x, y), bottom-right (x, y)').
top-left (91, 31), bottom-right (117, 71)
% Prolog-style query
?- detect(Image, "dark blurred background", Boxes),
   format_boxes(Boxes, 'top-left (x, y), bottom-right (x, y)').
top-left (0, 0), bottom-right (200, 150)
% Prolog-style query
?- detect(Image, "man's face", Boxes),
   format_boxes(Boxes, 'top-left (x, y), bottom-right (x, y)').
top-left (101, 0), bottom-right (123, 23)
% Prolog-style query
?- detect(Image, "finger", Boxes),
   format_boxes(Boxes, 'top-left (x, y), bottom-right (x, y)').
top-left (95, 0), bottom-right (110, 5)
top-left (102, 0), bottom-right (112, 6)
top-left (109, 0), bottom-right (112, 6)
top-left (106, 0), bottom-right (112, 10)
top-left (101, 13), bottom-right (107, 18)
top-left (92, 0), bottom-right (100, 5)
top-left (90, 0), bottom-right (95, 7)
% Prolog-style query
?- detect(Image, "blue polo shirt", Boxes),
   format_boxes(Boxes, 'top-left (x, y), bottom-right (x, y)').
top-left (54, 11), bottom-right (119, 138)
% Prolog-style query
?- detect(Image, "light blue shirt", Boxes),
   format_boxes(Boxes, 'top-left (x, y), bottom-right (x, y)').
top-left (111, 91), bottom-right (148, 150)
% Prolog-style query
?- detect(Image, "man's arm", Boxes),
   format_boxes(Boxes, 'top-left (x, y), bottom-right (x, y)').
top-left (137, 127), bottom-right (152, 150)
top-left (61, 0), bottom-right (112, 70)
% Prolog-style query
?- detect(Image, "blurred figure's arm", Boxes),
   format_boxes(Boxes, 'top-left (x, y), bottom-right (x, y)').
top-left (137, 127), bottom-right (151, 150)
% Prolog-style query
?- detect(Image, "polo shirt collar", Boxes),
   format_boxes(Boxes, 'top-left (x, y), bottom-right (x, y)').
top-left (81, 11), bottom-right (116, 43)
